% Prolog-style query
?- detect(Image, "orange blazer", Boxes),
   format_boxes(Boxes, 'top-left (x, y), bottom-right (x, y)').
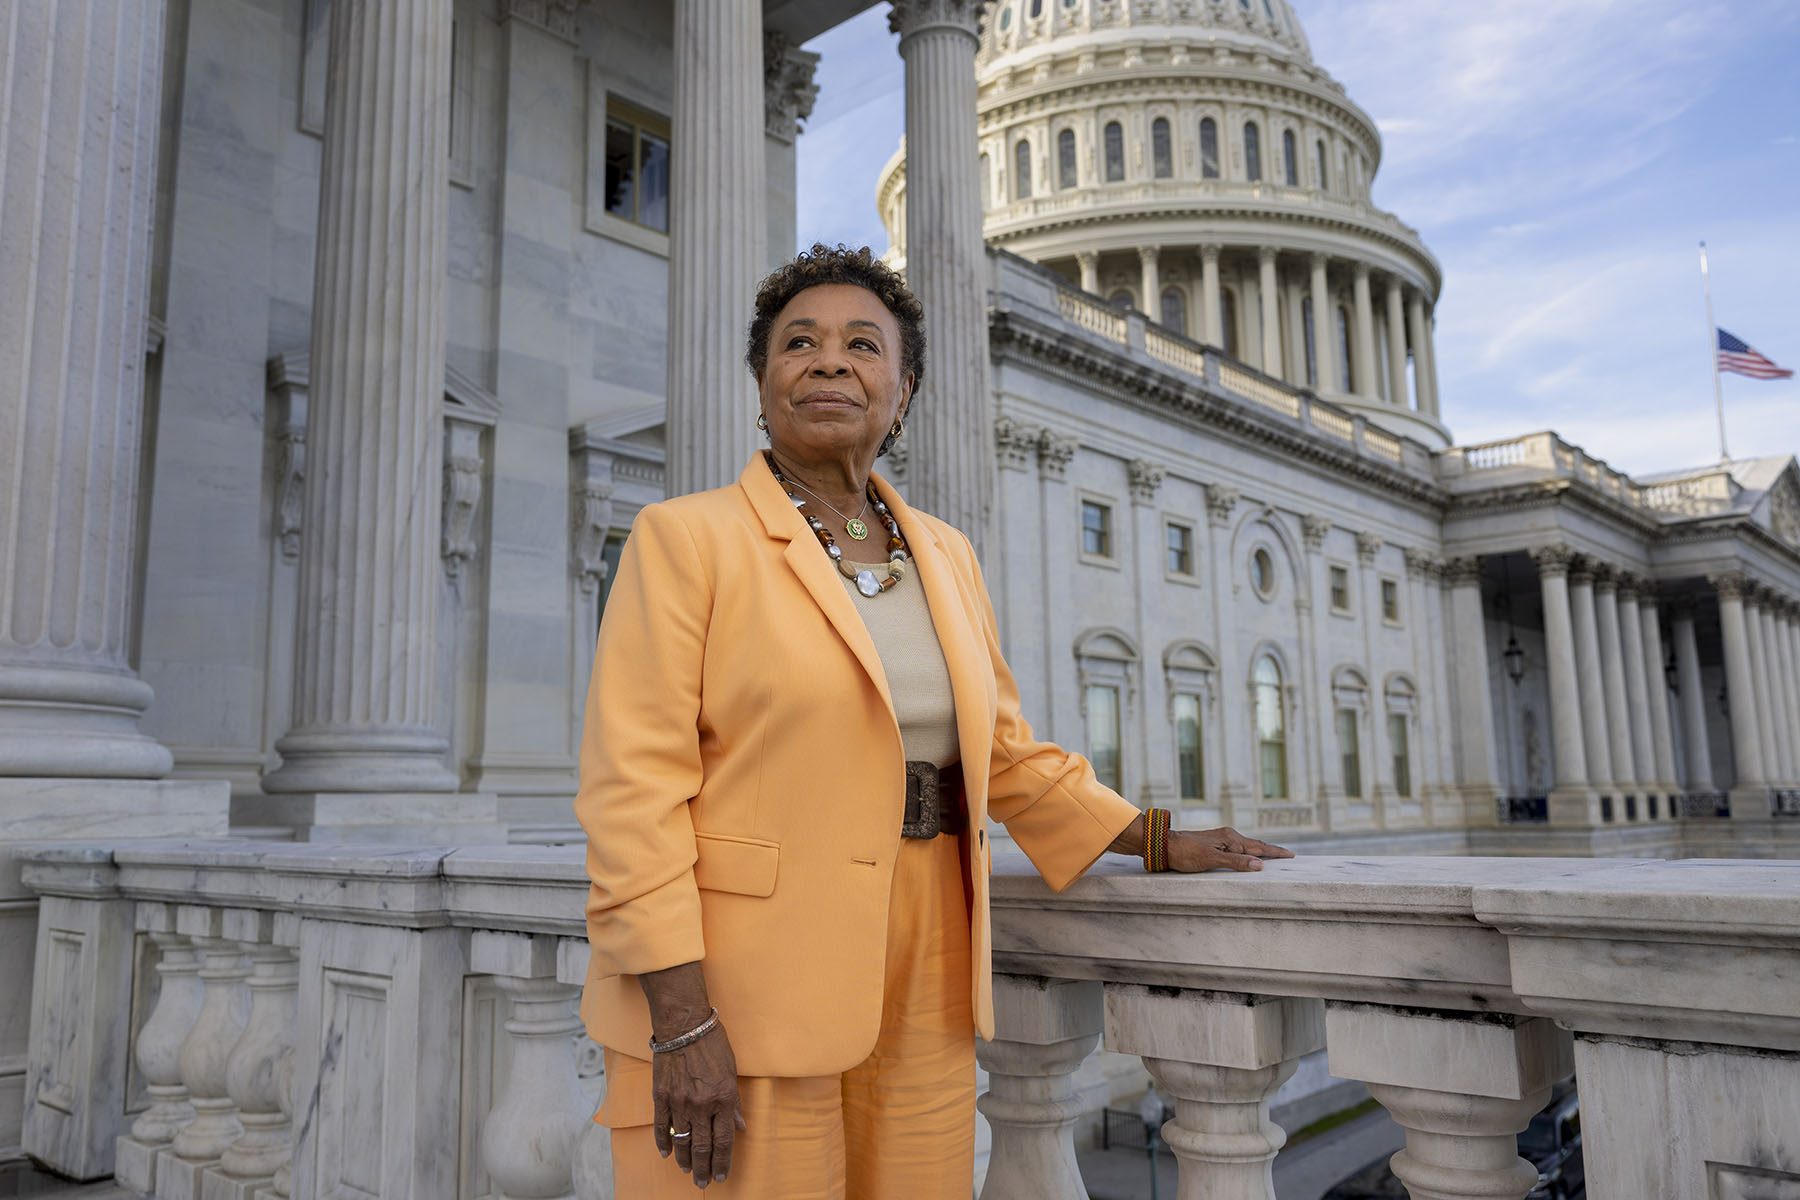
top-left (575, 454), bottom-right (1140, 1078)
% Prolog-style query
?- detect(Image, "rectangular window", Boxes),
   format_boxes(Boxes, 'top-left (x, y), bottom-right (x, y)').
top-left (1173, 693), bottom-right (1203, 800)
top-left (1081, 500), bottom-right (1112, 558)
top-left (1337, 707), bottom-right (1362, 798)
top-left (604, 99), bottom-right (671, 233)
top-left (1389, 712), bottom-right (1411, 797)
top-left (1085, 685), bottom-right (1122, 791)
top-left (1166, 522), bottom-right (1194, 576)
top-left (1381, 578), bottom-right (1400, 623)
top-left (1329, 565), bottom-right (1350, 613)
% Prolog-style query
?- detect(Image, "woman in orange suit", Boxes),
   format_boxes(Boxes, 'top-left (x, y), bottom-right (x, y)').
top-left (575, 244), bottom-right (1291, 1198)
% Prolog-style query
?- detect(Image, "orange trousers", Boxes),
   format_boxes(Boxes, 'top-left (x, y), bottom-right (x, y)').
top-left (601, 832), bottom-right (977, 1199)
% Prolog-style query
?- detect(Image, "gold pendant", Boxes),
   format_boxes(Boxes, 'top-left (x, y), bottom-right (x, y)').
top-left (846, 517), bottom-right (869, 540)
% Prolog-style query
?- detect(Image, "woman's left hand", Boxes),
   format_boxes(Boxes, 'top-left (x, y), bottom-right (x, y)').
top-left (1164, 826), bottom-right (1293, 873)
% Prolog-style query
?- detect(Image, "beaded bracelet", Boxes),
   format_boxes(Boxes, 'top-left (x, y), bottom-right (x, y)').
top-left (1143, 808), bottom-right (1172, 873)
top-left (648, 1007), bottom-right (719, 1054)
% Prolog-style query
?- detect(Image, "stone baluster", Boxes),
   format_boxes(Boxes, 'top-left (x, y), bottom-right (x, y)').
top-left (116, 909), bottom-right (205, 1195)
top-left (976, 975), bottom-right (1102, 1200)
top-left (157, 909), bottom-right (251, 1200)
top-left (262, 1048), bottom-right (295, 1200)
top-left (557, 938), bottom-right (613, 1200)
top-left (210, 910), bottom-right (297, 1198)
top-left (473, 932), bottom-right (588, 1199)
top-left (1106, 985), bottom-right (1324, 1200)
top-left (1328, 1006), bottom-right (1573, 1200)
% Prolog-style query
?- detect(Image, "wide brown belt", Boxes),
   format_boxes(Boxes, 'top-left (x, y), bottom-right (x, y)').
top-left (902, 761), bottom-right (967, 839)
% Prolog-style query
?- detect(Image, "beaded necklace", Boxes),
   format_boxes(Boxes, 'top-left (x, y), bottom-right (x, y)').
top-left (769, 457), bottom-right (910, 598)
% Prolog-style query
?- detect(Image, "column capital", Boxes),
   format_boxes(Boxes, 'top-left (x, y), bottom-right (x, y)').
top-left (1444, 555), bottom-right (1485, 586)
top-left (763, 32), bottom-right (821, 145)
top-left (1352, 260), bottom-right (1371, 282)
top-left (1036, 428), bottom-right (1078, 481)
top-left (995, 415), bottom-right (1042, 472)
top-left (1310, 250), bottom-right (1329, 270)
top-left (1709, 570), bottom-right (1750, 602)
top-left (498, 0), bottom-right (580, 44)
top-left (1199, 243), bottom-right (1222, 265)
top-left (1591, 562), bottom-right (1619, 593)
top-left (889, 0), bottom-right (988, 42)
top-left (1616, 571), bottom-right (1648, 602)
top-left (1138, 244), bottom-right (1161, 265)
top-left (1355, 531), bottom-right (1383, 566)
top-left (1529, 544), bottom-right (1574, 577)
top-left (1075, 249), bottom-right (1099, 268)
top-left (1402, 546), bottom-right (1437, 579)
top-left (1301, 514), bottom-right (1330, 552)
top-left (1204, 482), bottom-right (1240, 527)
top-left (1127, 458), bottom-right (1166, 505)
top-left (1258, 245), bottom-right (1278, 266)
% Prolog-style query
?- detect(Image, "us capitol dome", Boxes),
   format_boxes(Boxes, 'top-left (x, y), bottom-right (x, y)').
top-left (878, 0), bottom-right (1449, 449)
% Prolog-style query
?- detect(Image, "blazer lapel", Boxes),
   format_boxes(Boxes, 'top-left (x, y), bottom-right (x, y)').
top-left (738, 455), bottom-right (895, 724)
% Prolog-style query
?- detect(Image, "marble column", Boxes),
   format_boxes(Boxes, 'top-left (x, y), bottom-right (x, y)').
top-left (1200, 244), bottom-right (1223, 346)
top-left (1128, 462), bottom-right (1174, 807)
top-left (893, 0), bottom-right (993, 551)
top-left (1351, 263), bottom-right (1377, 398)
top-left (665, 0), bottom-right (764, 496)
top-left (1384, 280), bottom-right (1409, 408)
top-left (1566, 562), bottom-right (1616, 808)
top-left (1420, 303), bottom-right (1442, 417)
top-left (1531, 547), bottom-right (1595, 824)
top-left (1138, 246), bottom-right (1161, 320)
top-left (1636, 593), bottom-right (1681, 807)
top-left (1742, 589), bottom-right (1782, 787)
top-left (1076, 250), bottom-right (1099, 295)
top-left (1780, 604), bottom-right (1800, 777)
top-left (1710, 573), bottom-right (1767, 805)
top-left (1205, 485), bottom-right (1247, 824)
top-left (1444, 558), bottom-right (1502, 821)
top-left (1309, 253), bottom-right (1336, 391)
top-left (1407, 292), bottom-right (1437, 418)
top-left (1258, 248), bottom-right (1281, 379)
top-left (263, 0), bottom-right (461, 797)
top-left (1757, 596), bottom-right (1795, 784)
top-left (1668, 602), bottom-right (1714, 795)
top-left (0, 0), bottom-right (175, 779)
top-left (1616, 578), bottom-right (1658, 816)
top-left (1593, 571), bottom-right (1640, 813)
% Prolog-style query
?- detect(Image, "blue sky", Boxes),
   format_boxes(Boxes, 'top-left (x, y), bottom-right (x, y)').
top-left (797, 1), bottom-right (1800, 476)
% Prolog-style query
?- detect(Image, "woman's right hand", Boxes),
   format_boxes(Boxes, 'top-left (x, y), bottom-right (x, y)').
top-left (641, 962), bottom-right (746, 1188)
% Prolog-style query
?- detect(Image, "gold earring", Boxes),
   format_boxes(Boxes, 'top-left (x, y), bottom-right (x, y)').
top-left (756, 412), bottom-right (769, 430)
top-left (890, 420), bottom-right (904, 439)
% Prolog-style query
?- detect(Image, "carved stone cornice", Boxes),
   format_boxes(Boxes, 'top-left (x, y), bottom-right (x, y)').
top-left (1709, 571), bottom-right (1750, 603)
top-left (1591, 561), bottom-right (1619, 593)
top-left (763, 33), bottom-right (820, 145)
top-left (1443, 556), bottom-right (1485, 587)
top-left (1127, 458), bottom-right (1165, 505)
top-left (1300, 514), bottom-right (1329, 553)
top-left (1529, 545), bottom-right (1575, 578)
top-left (1204, 482), bottom-right (1239, 527)
top-left (497, 0), bottom-right (578, 45)
top-left (889, 0), bottom-right (987, 42)
top-left (1354, 531), bottom-right (1382, 566)
top-left (995, 415), bottom-right (1041, 472)
top-left (1036, 429), bottom-right (1077, 481)
top-left (1402, 547), bottom-right (1436, 579)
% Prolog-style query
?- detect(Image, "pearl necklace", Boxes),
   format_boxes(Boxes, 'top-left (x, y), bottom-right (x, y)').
top-left (769, 459), bottom-right (910, 597)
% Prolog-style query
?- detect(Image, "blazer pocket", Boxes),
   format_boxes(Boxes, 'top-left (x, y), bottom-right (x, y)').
top-left (693, 832), bottom-right (780, 897)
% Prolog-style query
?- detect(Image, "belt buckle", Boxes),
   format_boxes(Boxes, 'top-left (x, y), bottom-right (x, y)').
top-left (902, 761), bottom-right (939, 839)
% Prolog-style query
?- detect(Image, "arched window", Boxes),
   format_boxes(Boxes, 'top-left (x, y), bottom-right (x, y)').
top-left (1244, 122), bottom-right (1262, 182)
top-left (1057, 129), bottom-right (1077, 189)
top-left (1282, 129), bottom-right (1298, 185)
top-left (1160, 285), bottom-right (1187, 335)
top-left (1199, 118), bottom-right (1220, 179)
top-left (1014, 138), bottom-right (1032, 199)
top-left (1302, 296), bottom-right (1317, 387)
top-left (1030, 0), bottom-right (1043, 15)
top-left (1254, 655), bottom-right (1287, 800)
top-left (1152, 118), bottom-right (1173, 178)
top-left (1336, 304), bottom-right (1353, 391)
top-left (1108, 288), bottom-right (1134, 309)
top-left (1103, 122), bottom-right (1125, 181)
top-left (1221, 289), bottom-right (1239, 357)
top-left (1315, 139), bottom-right (1329, 190)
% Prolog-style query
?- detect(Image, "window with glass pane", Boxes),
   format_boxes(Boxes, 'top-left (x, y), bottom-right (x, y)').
top-left (604, 100), bottom-right (671, 233)
top-left (1058, 129), bottom-right (1077, 189)
top-left (1160, 286), bottom-right (1187, 335)
top-left (1329, 565), bottom-right (1350, 612)
top-left (1389, 713), bottom-right (1411, 797)
top-left (1337, 306), bottom-right (1353, 391)
top-left (1081, 500), bottom-right (1111, 557)
top-left (1251, 547), bottom-right (1274, 596)
top-left (1254, 656), bottom-right (1286, 799)
top-left (1200, 118), bottom-right (1220, 178)
top-left (1337, 708), bottom-right (1361, 798)
top-left (1109, 289), bottom-right (1134, 309)
top-left (1283, 129), bottom-right (1298, 185)
top-left (1244, 122), bottom-right (1262, 181)
top-left (1086, 685), bottom-right (1121, 791)
top-left (1104, 122), bottom-right (1125, 181)
top-left (1166, 522), bottom-right (1193, 575)
top-left (1302, 296), bottom-right (1317, 387)
top-left (1015, 139), bottom-right (1032, 199)
top-left (1174, 693), bottom-right (1203, 800)
top-left (1316, 139), bottom-right (1329, 190)
top-left (1381, 579), bottom-right (1400, 622)
top-left (1152, 118), bottom-right (1173, 178)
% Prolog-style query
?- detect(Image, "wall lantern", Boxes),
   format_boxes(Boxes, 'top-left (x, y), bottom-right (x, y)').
top-left (1502, 635), bottom-right (1526, 687)
top-left (1664, 645), bottom-right (1679, 695)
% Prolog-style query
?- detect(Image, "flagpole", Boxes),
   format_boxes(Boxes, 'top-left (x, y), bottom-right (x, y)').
top-left (1700, 241), bottom-right (1728, 462)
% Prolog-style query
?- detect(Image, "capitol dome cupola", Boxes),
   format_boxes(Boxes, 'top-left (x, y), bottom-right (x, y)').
top-left (879, 0), bottom-right (1450, 448)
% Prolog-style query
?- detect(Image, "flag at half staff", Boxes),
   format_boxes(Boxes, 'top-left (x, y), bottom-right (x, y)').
top-left (1717, 328), bottom-right (1793, 380)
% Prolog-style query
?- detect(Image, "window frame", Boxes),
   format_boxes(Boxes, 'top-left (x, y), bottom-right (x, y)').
top-left (1173, 690), bottom-right (1204, 801)
top-left (1252, 653), bottom-right (1288, 801)
top-left (1164, 517), bottom-right (1198, 583)
top-left (1380, 576), bottom-right (1403, 626)
top-left (1057, 128), bottom-right (1078, 190)
top-left (1282, 128), bottom-right (1298, 186)
top-left (1328, 562), bottom-right (1353, 616)
top-left (1078, 492), bottom-right (1119, 567)
top-left (1243, 120), bottom-right (1262, 182)
top-left (1388, 711), bottom-right (1412, 798)
top-left (1336, 706), bottom-right (1363, 799)
top-left (1014, 137), bottom-right (1033, 199)
top-left (601, 95), bottom-right (673, 238)
top-left (1315, 138), bottom-right (1329, 190)
top-left (1199, 117), bottom-right (1220, 179)
top-left (1104, 121), bottom-right (1126, 182)
top-left (1084, 683), bottom-right (1123, 792)
top-left (1152, 117), bottom-right (1174, 178)
top-left (1160, 284), bottom-right (1188, 336)
top-left (1249, 544), bottom-right (1278, 600)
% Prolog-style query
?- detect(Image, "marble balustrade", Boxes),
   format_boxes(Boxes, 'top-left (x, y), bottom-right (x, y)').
top-left (16, 841), bottom-right (1800, 1199)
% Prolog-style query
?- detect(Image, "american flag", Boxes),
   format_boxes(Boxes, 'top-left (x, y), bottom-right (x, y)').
top-left (1717, 328), bottom-right (1793, 380)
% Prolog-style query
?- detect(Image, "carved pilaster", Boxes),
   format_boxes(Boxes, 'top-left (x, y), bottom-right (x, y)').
top-left (1204, 483), bottom-right (1240, 527)
top-left (572, 483), bottom-right (615, 595)
top-left (267, 355), bottom-right (310, 563)
top-left (1127, 459), bottom-right (1165, 505)
top-left (1036, 429), bottom-right (1077, 481)
top-left (763, 32), bottom-right (820, 145)
top-left (1300, 515), bottom-right (1329, 553)
top-left (1444, 556), bottom-right (1486, 587)
top-left (1402, 547), bottom-right (1436, 579)
top-left (995, 415), bottom-right (1041, 472)
top-left (1355, 531), bottom-right (1382, 566)
top-left (442, 419), bottom-right (485, 582)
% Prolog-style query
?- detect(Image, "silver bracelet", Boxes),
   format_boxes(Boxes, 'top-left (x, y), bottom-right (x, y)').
top-left (648, 1006), bottom-right (719, 1054)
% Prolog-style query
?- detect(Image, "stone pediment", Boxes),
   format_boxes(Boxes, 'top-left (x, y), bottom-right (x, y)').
top-left (1756, 459), bottom-right (1800, 549)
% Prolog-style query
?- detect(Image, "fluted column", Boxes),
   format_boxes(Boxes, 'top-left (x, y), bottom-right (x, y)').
top-left (1669, 602), bottom-right (1714, 794)
top-left (1593, 571), bottom-right (1639, 814)
top-left (1407, 291), bottom-right (1437, 417)
top-left (1711, 573), bottom-right (1767, 802)
top-left (665, 0), bottom-right (764, 495)
top-left (1443, 558), bottom-right (1501, 821)
top-left (1422, 301), bottom-right (1442, 417)
top-left (1200, 244), bottom-right (1223, 346)
top-left (1757, 596), bottom-right (1795, 784)
top-left (1309, 253), bottom-right (1335, 391)
top-left (1532, 547), bottom-right (1595, 823)
top-left (1076, 250), bottom-right (1099, 295)
top-left (1780, 604), bottom-right (1800, 776)
top-left (1566, 562), bottom-right (1616, 808)
top-left (1743, 589), bottom-right (1782, 787)
top-left (0, 0), bottom-right (176, 778)
top-left (1350, 263), bottom-right (1377, 398)
top-left (1615, 578), bottom-right (1657, 816)
top-left (1636, 592), bottom-right (1681, 807)
top-left (1138, 245), bottom-right (1161, 320)
top-left (264, 0), bottom-right (458, 795)
top-left (1257, 248), bottom-right (1281, 378)
top-left (1384, 280), bottom-right (1409, 408)
top-left (894, 0), bottom-right (993, 551)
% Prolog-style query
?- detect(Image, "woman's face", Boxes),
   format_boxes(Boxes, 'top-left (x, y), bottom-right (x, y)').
top-left (758, 283), bottom-right (912, 473)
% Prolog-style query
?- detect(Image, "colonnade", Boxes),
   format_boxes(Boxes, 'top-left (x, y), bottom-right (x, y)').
top-left (1075, 244), bottom-right (1440, 418)
top-left (1709, 573), bottom-right (1800, 807)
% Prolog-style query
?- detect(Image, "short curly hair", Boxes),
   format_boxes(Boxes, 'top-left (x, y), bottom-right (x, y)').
top-left (745, 244), bottom-right (926, 457)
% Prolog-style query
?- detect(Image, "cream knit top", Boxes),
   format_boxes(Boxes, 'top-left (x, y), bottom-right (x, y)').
top-left (839, 559), bottom-right (961, 768)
